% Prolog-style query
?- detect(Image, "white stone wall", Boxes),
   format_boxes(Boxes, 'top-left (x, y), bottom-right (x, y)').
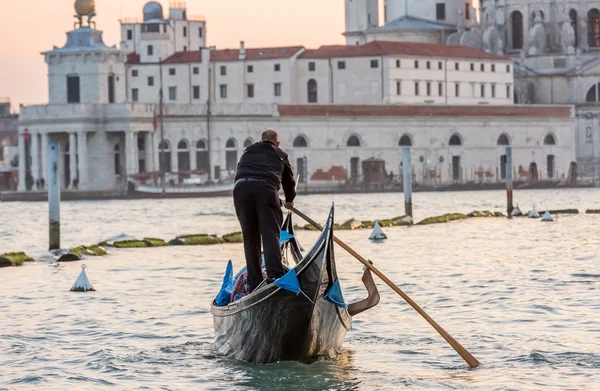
top-left (365, 30), bottom-right (442, 44)
top-left (295, 59), bottom-right (332, 104)
top-left (384, 0), bottom-right (473, 25)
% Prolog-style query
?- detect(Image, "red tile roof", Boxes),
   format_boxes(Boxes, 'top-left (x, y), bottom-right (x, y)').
top-left (298, 41), bottom-right (510, 61)
top-left (278, 105), bottom-right (573, 118)
top-left (162, 50), bottom-right (203, 64)
top-left (210, 46), bottom-right (304, 62)
top-left (127, 52), bottom-right (140, 64)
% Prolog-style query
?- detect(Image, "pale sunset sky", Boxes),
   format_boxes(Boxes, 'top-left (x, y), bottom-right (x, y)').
top-left (0, 0), bottom-right (478, 110)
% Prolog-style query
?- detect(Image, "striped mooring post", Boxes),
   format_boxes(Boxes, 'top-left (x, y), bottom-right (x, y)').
top-left (48, 141), bottom-right (60, 250)
top-left (506, 146), bottom-right (513, 219)
top-left (402, 147), bottom-right (413, 219)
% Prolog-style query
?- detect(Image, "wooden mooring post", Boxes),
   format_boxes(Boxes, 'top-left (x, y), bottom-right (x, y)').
top-left (48, 141), bottom-right (60, 250)
top-left (402, 147), bottom-right (413, 219)
top-left (506, 146), bottom-right (513, 219)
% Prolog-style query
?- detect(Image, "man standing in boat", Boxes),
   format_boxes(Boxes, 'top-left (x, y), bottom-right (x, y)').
top-left (233, 129), bottom-right (296, 292)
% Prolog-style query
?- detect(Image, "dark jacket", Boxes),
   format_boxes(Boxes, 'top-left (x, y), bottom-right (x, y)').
top-left (235, 141), bottom-right (296, 202)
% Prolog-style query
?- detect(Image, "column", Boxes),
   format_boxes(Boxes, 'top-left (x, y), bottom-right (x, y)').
top-left (17, 132), bottom-right (26, 191)
top-left (30, 132), bottom-right (39, 186)
top-left (190, 141), bottom-right (197, 171)
top-left (41, 133), bottom-right (49, 188)
top-left (154, 136), bottom-right (160, 174)
top-left (77, 131), bottom-right (88, 189)
top-left (144, 132), bottom-right (154, 172)
top-left (69, 132), bottom-right (77, 189)
top-left (125, 131), bottom-right (136, 178)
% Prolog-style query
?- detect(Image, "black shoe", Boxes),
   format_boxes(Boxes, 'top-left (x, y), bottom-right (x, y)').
top-left (265, 277), bottom-right (277, 285)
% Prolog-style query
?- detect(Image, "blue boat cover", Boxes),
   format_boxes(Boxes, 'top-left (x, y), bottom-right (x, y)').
top-left (324, 279), bottom-right (348, 309)
top-left (273, 267), bottom-right (302, 295)
top-left (280, 230), bottom-right (294, 246)
top-left (215, 260), bottom-right (234, 306)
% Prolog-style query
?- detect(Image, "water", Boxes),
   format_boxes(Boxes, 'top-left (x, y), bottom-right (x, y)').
top-left (1, 189), bottom-right (599, 390)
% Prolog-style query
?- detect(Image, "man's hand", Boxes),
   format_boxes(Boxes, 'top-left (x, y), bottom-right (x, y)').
top-left (284, 201), bottom-right (294, 210)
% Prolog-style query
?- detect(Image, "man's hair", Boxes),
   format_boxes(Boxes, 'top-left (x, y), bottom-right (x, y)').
top-left (261, 129), bottom-right (279, 143)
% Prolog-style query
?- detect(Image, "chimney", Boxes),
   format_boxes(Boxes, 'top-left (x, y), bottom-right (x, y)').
top-left (239, 41), bottom-right (246, 60)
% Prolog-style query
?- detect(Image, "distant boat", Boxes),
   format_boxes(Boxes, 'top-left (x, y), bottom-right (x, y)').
top-left (369, 220), bottom-right (387, 241)
top-left (131, 182), bottom-right (234, 198)
top-left (529, 206), bottom-right (540, 218)
top-left (541, 210), bottom-right (553, 222)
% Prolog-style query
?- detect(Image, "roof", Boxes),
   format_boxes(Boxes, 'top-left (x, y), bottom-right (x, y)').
top-left (367, 15), bottom-right (456, 33)
top-left (163, 51), bottom-right (203, 64)
top-left (127, 52), bottom-right (141, 64)
top-left (210, 46), bottom-right (304, 62)
top-left (298, 41), bottom-right (510, 61)
top-left (277, 105), bottom-right (573, 118)
top-left (43, 27), bottom-right (121, 55)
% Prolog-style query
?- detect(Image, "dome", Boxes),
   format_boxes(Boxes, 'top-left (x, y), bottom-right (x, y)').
top-left (75, 0), bottom-right (95, 16)
top-left (143, 1), bottom-right (164, 21)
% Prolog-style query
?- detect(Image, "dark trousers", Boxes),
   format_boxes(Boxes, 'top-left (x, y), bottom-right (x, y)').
top-left (233, 181), bottom-right (284, 292)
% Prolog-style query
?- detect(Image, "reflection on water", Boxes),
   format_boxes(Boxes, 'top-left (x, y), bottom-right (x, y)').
top-left (1, 189), bottom-right (600, 390)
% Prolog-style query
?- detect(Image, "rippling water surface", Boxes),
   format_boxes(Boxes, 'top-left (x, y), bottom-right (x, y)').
top-left (1, 189), bottom-right (599, 390)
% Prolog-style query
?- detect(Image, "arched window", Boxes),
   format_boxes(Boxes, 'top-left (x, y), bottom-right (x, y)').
top-left (158, 140), bottom-right (172, 173)
top-left (497, 133), bottom-right (510, 146)
top-left (243, 138), bottom-right (254, 148)
top-left (177, 139), bottom-right (190, 172)
top-left (544, 134), bottom-right (556, 145)
top-left (570, 9), bottom-right (579, 47)
top-left (586, 84), bottom-right (600, 102)
top-left (399, 134), bottom-right (412, 146)
top-left (347, 135), bottom-right (361, 147)
top-left (196, 139), bottom-right (209, 171)
top-left (225, 138), bottom-right (238, 171)
top-left (449, 134), bottom-right (462, 146)
top-left (588, 9), bottom-right (600, 47)
top-left (308, 79), bottom-right (318, 103)
top-left (511, 11), bottom-right (524, 50)
top-left (293, 135), bottom-right (308, 147)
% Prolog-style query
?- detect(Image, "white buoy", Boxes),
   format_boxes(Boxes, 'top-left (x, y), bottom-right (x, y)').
top-left (529, 206), bottom-right (540, 218)
top-left (541, 210), bottom-right (554, 222)
top-left (511, 204), bottom-right (523, 217)
top-left (369, 221), bottom-right (387, 241)
top-left (70, 264), bottom-right (95, 292)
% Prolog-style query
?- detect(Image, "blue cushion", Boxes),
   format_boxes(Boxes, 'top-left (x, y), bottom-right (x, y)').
top-left (215, 260), bottom-right (234, 306)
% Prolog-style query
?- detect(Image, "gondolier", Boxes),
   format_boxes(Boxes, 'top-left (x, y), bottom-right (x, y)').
top-left (233, 129), bottom-right (296, 293)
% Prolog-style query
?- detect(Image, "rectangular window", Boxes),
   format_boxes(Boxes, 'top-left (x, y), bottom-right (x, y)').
top-left (274, 83), bottom-right (282, 97)
top-left (438, 61), bottom-right (443, 70)
top-left (455, 62), bottom-right (459, 70)
top-left (193, 66), bottom-right (199, 75)
top-left (438, 83), bottom-right (443, 96)
top-left (148, 76), bottom-right (154, 86)
top-left (67, 76), bottom-right (80, 103)
top-left (247, 65), bottom-right (254, 73)
top-left (436, 3), bottom-right (446, 20)
top-left (199, 27), bottom-right (203, 37)
top-left (220, 66), bottom-right (227, 76)
top-left (338, 61), bottom-right (346, 69)
top-left (396, 59), bottom-right (401, 68)
top-left (506, 64), bottom-right (511, 73)
top-left (491, 64), bottom-right (496, 72)
top-left (396, 81), bottom-right (401, 95)
top-left (426, 61), bottom-right (431, 69)
top-left (465, 3), bottom-right (470, 19)
top-left (480, 84), bottom-right (485, 98)
top-left (132, 69), bottom-right (138, 77)
top-left (108, 75), bottom-right (115, 103)
top-left (309, 62), bottom-right (316, 71)
top-left (455, 83), bottom-right (460, 97)
top-left (470, 63), bottom-right (474, 71)
top-left (132, 88), bottom-right (139, 102)
top-left (220, 84), bottom-right (227, 99)
top-left (480, 63), bottom-right (485, 71)
top-left (426, 82), bottom-right (431, 96)
top-left (414, 60), bottom-right (419, 69)
top-left (169, 86), bottom-right (177, 101)
top-left (169, 68), bottom-right (176, 76)
top-left (247, 84), bottom-right (254, 98)
top-left (415, 81), bottom-right (419, 96)
top-left (183, 26), bottom-right (187, 37)
top-left (507, 84), bottom-right (511, 98)
top-left (492, 84), bottom-right (496, 98)
top-left (127, 29), bottom-right (133, 40)
top-left (274, 64), bottom-right (281, 72)
top-left (193, 86), bottom-right (200, 100)
top-left (183, 45), bottom-right (187, 52)
top-left (147, 45), bottom-right (153, 56)
top-left (370, 59), bottom-right (379, 68)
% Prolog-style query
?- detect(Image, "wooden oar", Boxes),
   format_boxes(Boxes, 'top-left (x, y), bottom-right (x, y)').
top-left (291, 206), bottom-right (481, 369)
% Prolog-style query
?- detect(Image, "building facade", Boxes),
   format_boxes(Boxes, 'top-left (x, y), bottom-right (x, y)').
top-left (16, 1), bottom-right (578, 193)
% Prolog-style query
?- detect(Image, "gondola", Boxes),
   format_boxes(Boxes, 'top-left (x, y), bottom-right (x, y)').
top-left (211, 204), bottom-right (380, 364)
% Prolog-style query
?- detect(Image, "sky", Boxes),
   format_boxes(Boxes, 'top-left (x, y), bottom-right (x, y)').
top-left (0, 0), bottom-right (478, 110)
